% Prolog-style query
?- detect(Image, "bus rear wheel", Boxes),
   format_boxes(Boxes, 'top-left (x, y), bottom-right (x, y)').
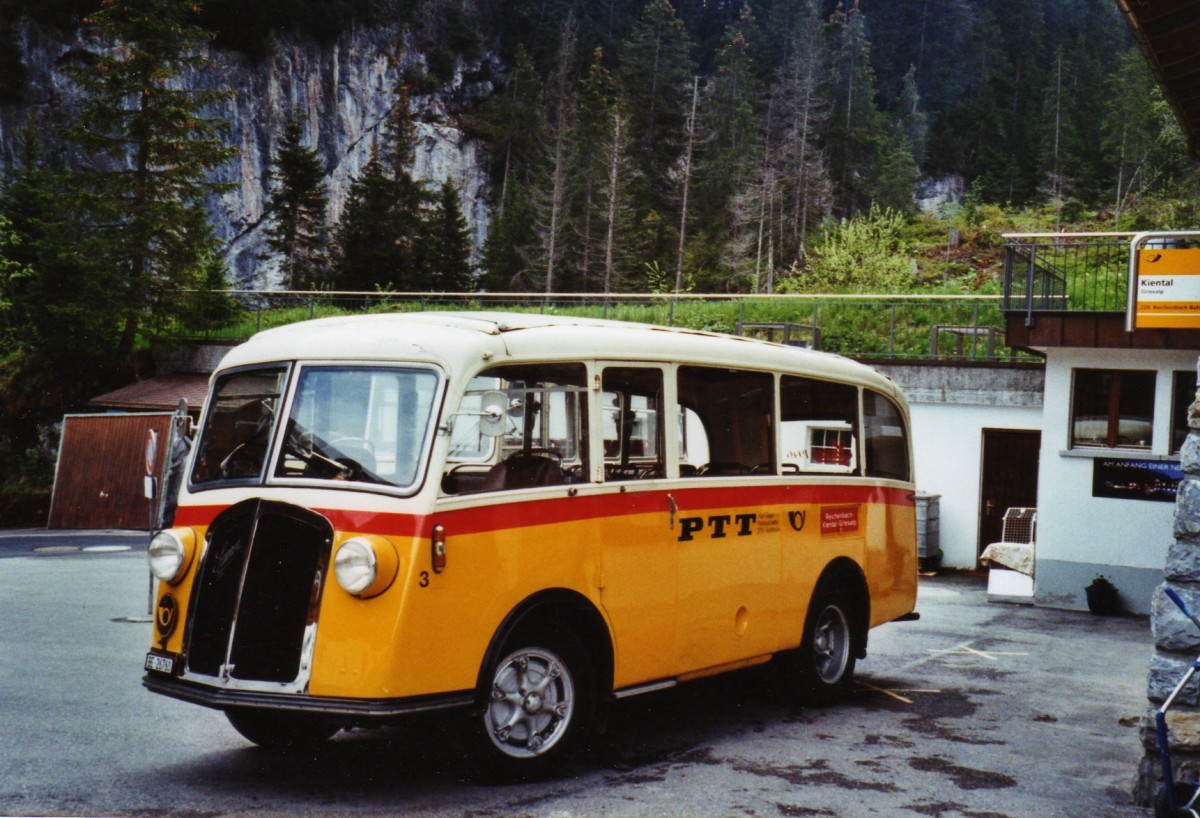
top-left (786, 583), bottom-right (860, 705)
top-left (225, 709), bottom-right (340, 750)
top-left (465, 628), bottom-right (595, 780)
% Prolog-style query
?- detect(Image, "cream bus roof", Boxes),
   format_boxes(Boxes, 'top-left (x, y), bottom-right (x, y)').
top-left (217, 311), bottom-right (901, 398)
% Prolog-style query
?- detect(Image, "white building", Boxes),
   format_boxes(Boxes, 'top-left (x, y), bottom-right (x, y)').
top-left (996, 233), bottom-right (1200, 614)
top-left (876, 363), bottom-right (1044, 574)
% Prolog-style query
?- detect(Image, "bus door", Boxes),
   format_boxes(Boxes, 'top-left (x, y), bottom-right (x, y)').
top-left (673, 365), bottom-right (781, 674)
top-left (594, 364), bottom-right (678, 686)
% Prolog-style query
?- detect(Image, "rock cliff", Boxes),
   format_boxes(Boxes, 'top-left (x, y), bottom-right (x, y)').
top-left (0, 20), bottom-right (494, 289)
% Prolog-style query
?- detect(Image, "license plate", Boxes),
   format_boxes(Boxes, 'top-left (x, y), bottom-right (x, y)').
top-left (144, 652), bottom-right (176, 674)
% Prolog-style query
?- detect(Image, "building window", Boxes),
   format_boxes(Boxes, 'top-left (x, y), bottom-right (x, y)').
top-left (1071, 370), bottom-right (1155, 449)
top-left (1173, 371), bottom-right (1198, 453)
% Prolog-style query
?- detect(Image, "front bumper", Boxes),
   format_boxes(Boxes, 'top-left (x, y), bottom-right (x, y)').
top-left (143, 673), bottom-right (475, 720)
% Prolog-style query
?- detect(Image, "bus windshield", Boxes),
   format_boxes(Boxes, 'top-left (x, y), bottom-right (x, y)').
top-left (191, 364), bottom-right (441, 491)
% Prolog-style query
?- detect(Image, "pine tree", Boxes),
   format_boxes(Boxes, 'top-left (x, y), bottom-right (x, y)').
top-left (59, 0), bottom-right (236, 366)
top-left (568, 48), bottom-right (619, 292)
top-left (480, 185), bottom-right (537, 290)
top-left (599, 104), bottom-right (638, 294)
top-left (427, 181), bottom-right (474, 292)
top-left (0, 125), bottom-right (126, 434)
top-left (619, 0), bottom-right (695, 218)
top-left (332, 151), bottom-right (401, 291)
top-left (1102, 47), bottom-right (1193, 227)
top-left (826, 0), bottom-right (885, 216)
top-left (771, 0), bottom-right (831, 267)
top-left (383, 86), bottom-right (432, 289)
top-left (692, 5), bottom-right (762, 291)
top-left (263, 114), bottom-right (329, 289)
top-left (674, 75), bottom-right (699, 294)
top-left (473, 45), bottom-right (542, 218)
top-left (527, 17), bottom-right (577, 294)
top-left (331, 87), bottom-right (433, 292)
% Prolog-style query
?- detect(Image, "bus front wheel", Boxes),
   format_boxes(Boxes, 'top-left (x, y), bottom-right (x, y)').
top-left (787, 582), bottom-right (860, 705)
top-left (466, 627), bottom-right (595, 780)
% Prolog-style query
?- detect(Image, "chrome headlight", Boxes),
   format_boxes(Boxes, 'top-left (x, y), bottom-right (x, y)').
top-left (334, 537), bottom-right (377, 595)
top-left (148, 528), bottom-right (195, 584)
top-left (334, 536), bottom-right (398, 598)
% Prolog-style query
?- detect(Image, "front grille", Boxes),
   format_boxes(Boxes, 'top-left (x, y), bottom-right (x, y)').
top-left (185, 499), bottom-right (332, 685)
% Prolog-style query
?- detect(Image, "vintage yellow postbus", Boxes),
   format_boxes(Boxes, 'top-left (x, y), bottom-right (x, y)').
top-left (143, 311), bottom-right (918, 775)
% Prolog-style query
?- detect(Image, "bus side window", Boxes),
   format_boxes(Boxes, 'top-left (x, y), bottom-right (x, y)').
top-left (676, 366), bottom-right (775, 477)
top-left (779, 376), bottom-right (860, 474)
top-left (601, 367), bottom-right (664, 480)
top-left (863, 390), bottom-right (911, 481)
top-left (445, 362), bottom-right (588, 493)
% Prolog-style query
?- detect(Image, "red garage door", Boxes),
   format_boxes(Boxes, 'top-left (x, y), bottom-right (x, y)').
top-left (49, 413), bottom-right (173, 530)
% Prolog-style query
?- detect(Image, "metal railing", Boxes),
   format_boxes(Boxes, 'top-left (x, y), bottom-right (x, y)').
top-left (157, 290), bottom-right (1036, 362)
top-left (1002, 233), bottom-right (1134, 322)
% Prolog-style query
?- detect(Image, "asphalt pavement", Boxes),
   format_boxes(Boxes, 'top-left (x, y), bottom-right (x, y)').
top-left (0, 530), bottom-right (1156, 817)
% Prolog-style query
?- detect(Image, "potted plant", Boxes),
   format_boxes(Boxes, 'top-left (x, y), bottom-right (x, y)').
top-left (1085, 574), bottom-right (1121, 616)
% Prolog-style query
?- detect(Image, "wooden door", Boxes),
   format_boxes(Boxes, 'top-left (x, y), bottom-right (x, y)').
top-left (978, 429), bottom-right (1041, 560)
top-left (49, 413), bottom-right (173, 530)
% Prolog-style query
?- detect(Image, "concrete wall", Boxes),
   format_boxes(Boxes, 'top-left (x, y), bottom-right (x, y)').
top-left (1034, 348), bottom-right (1197, 614)
top-left (874, 363), bottom-right (1044, 571)
top-left (153, 343), bottom-right (237, 375)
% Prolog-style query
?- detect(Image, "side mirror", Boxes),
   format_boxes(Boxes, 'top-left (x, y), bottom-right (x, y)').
top-left (479, 391), bottom-right (508, 437)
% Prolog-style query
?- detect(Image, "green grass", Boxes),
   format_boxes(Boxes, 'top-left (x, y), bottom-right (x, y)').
top-left (162, 293), bottom-right (1030, 362)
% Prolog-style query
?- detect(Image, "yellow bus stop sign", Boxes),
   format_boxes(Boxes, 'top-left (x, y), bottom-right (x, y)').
top-left (1134, 247), bottom-right (1200, 329)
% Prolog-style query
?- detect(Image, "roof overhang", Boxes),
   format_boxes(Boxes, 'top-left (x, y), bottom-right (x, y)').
top-left (1117, 0), bottom-right (1200, 161)
top-left (89, 373), bottom-right (210, 415)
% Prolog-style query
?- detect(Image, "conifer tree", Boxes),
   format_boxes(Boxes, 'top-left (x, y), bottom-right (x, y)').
top-left (826, 0), bottom-right (885, 216)
top-left (771, 0), bottom-right (831, 267)
top-left (693, 5), bottom-right (761, 290)
top-left (331, 87), bottom-right (432, 292)
top-left (673, 75), bottom-right (699, 294)
top-left (480, 187), bottom-right (536, 291)
top-left (0, 126), bottom-right (125, 434)
top-left (475, 46), bottom-right (542, 218)
top-left (264, 114), bottom-right (329, 289)
top-left (474, 47), bottom-right (542, 289)
top-left (599, 104), bottom-right (638, 293)
top-left (384, 86), bottom-right (432, 289)
top-left (619, 0), bottom-right (695, 216)
top-left (1102, 47), bottom-right (1193, 227)
top-left (332, 151), bottom-right (400, 291)
top-left (528, 17), bottom-right (577, 294)
top-left (568, 48), bottom-right (619, 291)
top-left (59, 0), bottom-right (235, 366)
top-left (427, 181), bottom-right (474, 292)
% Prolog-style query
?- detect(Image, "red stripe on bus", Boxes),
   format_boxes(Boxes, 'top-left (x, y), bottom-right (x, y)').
top-left (173, 483), bottom-right (912, 539)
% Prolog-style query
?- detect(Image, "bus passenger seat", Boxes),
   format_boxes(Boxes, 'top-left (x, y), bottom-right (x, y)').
top-left (482, 454), bottom-right (563, 491)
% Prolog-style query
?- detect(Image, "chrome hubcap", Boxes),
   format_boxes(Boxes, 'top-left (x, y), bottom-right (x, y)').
top-left (813, 605), bottom-right (850, 684)
top-left (485, 646), bottom-right (574, 758)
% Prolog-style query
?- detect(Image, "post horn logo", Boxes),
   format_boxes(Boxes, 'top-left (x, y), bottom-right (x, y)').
top-left (788, 510), bottom-right (807, 532)
top-left (156, 594), bottom-right (178, 638)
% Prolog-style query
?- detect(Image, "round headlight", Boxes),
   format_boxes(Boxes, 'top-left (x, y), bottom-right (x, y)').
top-left (148, 529), bottom-right (195, 584)
top-left (334, 537), bottom-right (377, 595)
top-left (334, 535), bottom-right (399, 598)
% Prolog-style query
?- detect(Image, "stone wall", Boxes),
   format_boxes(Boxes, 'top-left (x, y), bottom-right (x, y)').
top-left (1137, 362), bottom-right (1200, 805)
